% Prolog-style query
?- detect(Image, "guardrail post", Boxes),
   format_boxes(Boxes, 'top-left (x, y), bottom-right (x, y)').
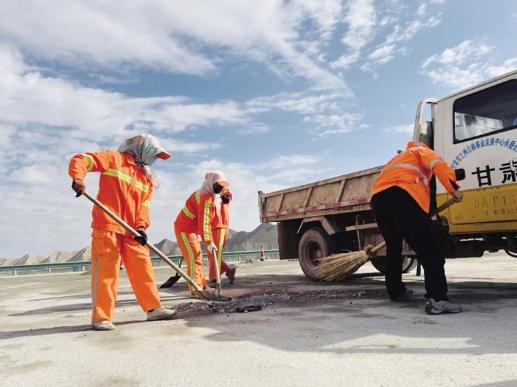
top-left (48, 267), bottom-right (51, 274)
top-left (13, 269), bottom-right (16, 276)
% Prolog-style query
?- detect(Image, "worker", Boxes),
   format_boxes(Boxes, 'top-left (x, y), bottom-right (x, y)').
top-left (69, 134), bottom-right (177, 331)
top-left (370, 140), bottom-right (463, 315)
top-left (174, 172), bottom-right (229, 296)
top-left (207, 190), bottom-right (237, 288)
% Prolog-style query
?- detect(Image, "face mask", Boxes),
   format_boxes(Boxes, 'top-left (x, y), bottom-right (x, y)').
top-left (145, 155), bottom-right (158, 166)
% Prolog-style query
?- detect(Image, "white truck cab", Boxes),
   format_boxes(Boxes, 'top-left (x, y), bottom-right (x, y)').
top-left (415, 70), bottom-right (517, 244)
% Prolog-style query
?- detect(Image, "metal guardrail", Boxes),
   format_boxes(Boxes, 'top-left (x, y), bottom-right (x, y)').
top-left (0, 249), bottom-right (280, 277)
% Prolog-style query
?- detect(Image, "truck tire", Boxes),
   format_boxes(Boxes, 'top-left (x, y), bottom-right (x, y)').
top-left (370, 256), bottom-right (416, 274)
top-left (298, 228), bottom-right (333, 281)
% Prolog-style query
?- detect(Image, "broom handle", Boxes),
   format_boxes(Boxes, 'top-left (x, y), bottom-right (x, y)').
top-left (369, 196), bottom-right (458, 256)
top-left (82, 191), bottom-right (204, 293)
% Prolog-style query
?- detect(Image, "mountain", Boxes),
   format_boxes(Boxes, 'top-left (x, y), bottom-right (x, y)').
top-left (68, 247), bottom-right (91, 262)
top-left (2, 224), bottom-right (278, 265)
top-left (41, 250), bottom-right (78, 264)
top-left (152, 239), bottom-right (179, 256)
top-left (225, 223), bottom-right (278, 251)
top-left (10, 254), bottom-right (46, 266)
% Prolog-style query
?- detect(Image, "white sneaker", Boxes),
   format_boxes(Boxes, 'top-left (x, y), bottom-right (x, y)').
top-left (92, 320), bottom-right (116, 331)
top-left (146, 307), bottom-right (177, 321)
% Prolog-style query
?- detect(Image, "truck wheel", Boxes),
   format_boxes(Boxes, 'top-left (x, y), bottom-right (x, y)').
top-left (298, 228), bottom-right (332, 281)
top-left (370, 256), bottom-right (416, 274)
top-left (506, 249), bottom-right (517, 258)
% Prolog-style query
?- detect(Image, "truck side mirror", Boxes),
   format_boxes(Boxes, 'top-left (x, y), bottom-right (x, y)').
top-left (455, 168), bottom-right (466, 181)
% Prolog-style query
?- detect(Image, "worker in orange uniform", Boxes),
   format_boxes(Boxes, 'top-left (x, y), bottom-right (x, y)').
top-left (370, 140), bottom-right (464, 315)
top-left (69, 134), bottom-right (177, 331)
top-left (174, 172), bottom-right (229, 296)
top-left (207, 190), bottom-right (237, 288)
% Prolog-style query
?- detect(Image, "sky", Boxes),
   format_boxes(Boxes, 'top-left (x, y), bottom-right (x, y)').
top-left (1, 0), bottom-right (517, 259)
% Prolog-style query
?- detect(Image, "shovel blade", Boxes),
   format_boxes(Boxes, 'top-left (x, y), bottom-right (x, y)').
top-left (194, 289), bottom-right (232, 302)
top-left (160, 274), bottom-right (181, 289)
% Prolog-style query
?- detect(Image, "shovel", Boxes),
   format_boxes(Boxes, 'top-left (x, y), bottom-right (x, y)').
top-left (160, 257), bottom-right (182, 288)
top-left (82, 191), bottom-right (231, 302)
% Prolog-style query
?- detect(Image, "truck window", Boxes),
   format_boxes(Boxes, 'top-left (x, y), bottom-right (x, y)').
top-left (453, 79), bottom-right (517, 143)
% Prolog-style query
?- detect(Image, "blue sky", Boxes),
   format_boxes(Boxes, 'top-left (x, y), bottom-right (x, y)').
top-left (1, 0), bottom-right (517, 258)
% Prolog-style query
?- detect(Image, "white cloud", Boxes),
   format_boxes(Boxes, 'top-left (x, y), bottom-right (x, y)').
top-left (361, 3), bottom-right (444, 71)
top-left (331, 0), bottom-right (376, 69)
top-left (342, 0), bottom-right (377, 51)
top-left (485, 58), bottom-right (517, 78)
top-left (259, 154), bottom-right (321, 170)
top-left (305, 112), bottom-right (366, 136)
top-left (0, 45), bottom-right (248, 142)
top-left (245, 90), bottom-right (367, 137)
top-left (246, 91), bottom-right (350, 115)
top-left (422, 40), bottom-right (492, 68)
top-left (383, 124), bottom-right (413, 134)
top-left (0, 0), bottom-right (346, 90)
top-left (367, 44), bottom-right (396, 64)
top-left (420, 40), bottom-right (517, 89)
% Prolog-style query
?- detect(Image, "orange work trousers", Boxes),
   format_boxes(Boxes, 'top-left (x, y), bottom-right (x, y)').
top-left (90, 229), bottom-right (161, 322)
top-left (175, 227), bottom-right (206, 292)
top-left (207, 228), bottom-right (231, 280)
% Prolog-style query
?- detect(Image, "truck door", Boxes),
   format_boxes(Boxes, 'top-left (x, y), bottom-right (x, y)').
top-left (438, 77), bottom-right (517, 231)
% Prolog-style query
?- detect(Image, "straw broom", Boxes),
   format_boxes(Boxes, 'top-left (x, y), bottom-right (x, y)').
top-left (314, 197), bottom-right (458, 281)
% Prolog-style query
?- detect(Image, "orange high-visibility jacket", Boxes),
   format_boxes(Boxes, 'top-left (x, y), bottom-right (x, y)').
top-left (212, 203), bottom-right (230, 230)
top-left (371, 141), bottom-right (458, 213)
top-left (69, 151), bottom-right (153, 233)
top-left (174, 191), bottom-right (215, 244)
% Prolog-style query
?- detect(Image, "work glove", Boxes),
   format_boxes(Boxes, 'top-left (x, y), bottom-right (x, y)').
top-left (134, 229), bottom-right (148, 246)
top-left (221, 191), bottom-right (232, 204)
top-left (71, 179), bottom-right (86, 197)
top-left (207, 243), bottom-right (218, 254)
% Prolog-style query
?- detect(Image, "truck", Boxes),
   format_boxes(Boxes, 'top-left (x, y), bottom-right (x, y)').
top-left (258, 70), bottom-right (517, 280)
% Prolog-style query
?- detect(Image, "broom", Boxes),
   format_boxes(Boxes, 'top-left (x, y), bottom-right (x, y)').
top-left (314, 197), bottom-right (458, 281)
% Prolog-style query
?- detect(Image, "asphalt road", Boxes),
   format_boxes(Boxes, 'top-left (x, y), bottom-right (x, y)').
top-left (1, 254), bottom-right (517, 386)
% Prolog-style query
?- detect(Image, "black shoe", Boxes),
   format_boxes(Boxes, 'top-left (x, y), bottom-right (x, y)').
top-left (425, 298), bottom-right (462, 315)
top-left (390, 288), bottom-right (414, 302)
top-left (225, 266), bottom-right (237, 284)
top-left (207, 279), bottom-right (217, 289)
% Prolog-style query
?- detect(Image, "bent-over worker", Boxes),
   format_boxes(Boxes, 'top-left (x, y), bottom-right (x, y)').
top-left (174, 172), bottom-right (229, 296)
top-left (370, 140), bottom-right (463, 315)
top-left (69, 134), bottom-right (177, 331)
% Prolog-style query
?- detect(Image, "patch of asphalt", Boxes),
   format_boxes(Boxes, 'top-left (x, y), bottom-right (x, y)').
top-left (175, 288), bottom-right (385, 317)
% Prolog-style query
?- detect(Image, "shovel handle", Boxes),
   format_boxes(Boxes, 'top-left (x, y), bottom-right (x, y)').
top-left (368, 196), bottom-right (458, 256)
top-left (81, 191), bottom-right (204, 294)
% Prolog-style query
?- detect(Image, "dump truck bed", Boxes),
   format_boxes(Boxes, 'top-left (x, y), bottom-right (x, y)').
top-left (259, 166), bottom-right (382, 223)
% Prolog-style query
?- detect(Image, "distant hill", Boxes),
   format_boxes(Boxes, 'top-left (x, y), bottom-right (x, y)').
top-left (9, 254), bottom-right (46, 266)
top-left (225, 223), bottom-right (278, 251)
top-left (152, 239), bottom-right (179, 256)
top-left (2, 224), bottom-right (278, 266)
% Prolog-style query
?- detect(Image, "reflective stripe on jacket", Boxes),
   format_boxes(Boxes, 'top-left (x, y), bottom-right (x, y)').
top-left (68, 150), bottom-right (153, 233)
top-left (174, 191), bottom-right (215, 244)
top-left (371, 141), bottom-right (458, 213)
